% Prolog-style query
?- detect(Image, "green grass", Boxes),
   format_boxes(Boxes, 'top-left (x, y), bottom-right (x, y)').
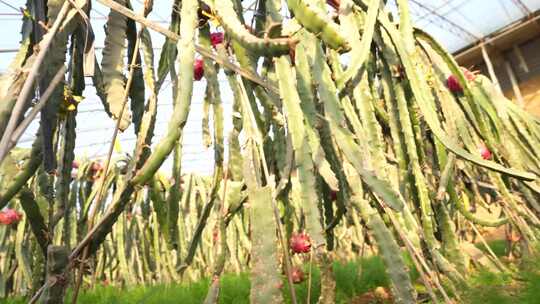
top-left (475, 239), bottom-right (508, 257)
top-left (1, 256), bottom-right (397, 304)
top-left (460, 244), bottom-right (540, 304)
top-left (3, 246), bottom-right (540, 304)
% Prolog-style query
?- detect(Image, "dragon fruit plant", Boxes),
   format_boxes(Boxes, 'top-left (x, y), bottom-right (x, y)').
top-left (0, 0), bottom-right (538, 303)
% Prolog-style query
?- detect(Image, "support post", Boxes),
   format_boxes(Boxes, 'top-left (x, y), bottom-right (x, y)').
top-left (513, 45), bottom-right (529, 73)
top-left (480, 43), bottom-right (503, 94)
top-left (504, 58), bottom-right (525, 108)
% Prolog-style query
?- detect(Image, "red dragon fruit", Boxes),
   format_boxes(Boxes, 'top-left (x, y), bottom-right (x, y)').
top-left (479, 144), bottom-right (492, 160)
top-left (446, 75), bottom-right (463, 94)
top-left (0, 209), bottom-right (22, 226)
top-left (290, 232), bottom-right (311, 254)
top-left (194, 58), bottom-right (204, 81)
top-left (291, 267), bottom-right (305, 284)
top-left (210, 32), bottom-right (224, 47)
top-left (329, 190), bottom-right (338, 202)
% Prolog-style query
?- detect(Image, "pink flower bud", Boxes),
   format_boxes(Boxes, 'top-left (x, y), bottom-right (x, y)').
top-left (460, 67), bottom-right (476, 82)
top-left (291, 267), bottom-right (305, 284)
top-left (479, 144), bottom-right (492, 160)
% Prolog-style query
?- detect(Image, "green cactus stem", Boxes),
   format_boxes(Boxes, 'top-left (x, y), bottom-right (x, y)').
top-left (286, 0), bottom-right (350, 51)
top-left (38, 246), bottom-right (69, 304)
top-left (213, 0), bottom-right (296, 56)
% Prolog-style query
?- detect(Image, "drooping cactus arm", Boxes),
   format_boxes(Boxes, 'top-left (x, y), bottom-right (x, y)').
top-left (311, 37), bottom-right (406, 212)
top-left (375, 31), bottom-right (438, 246)
top-left (336, 0), bottom-right (380, 90)
top-left (18, 187), bottom-right (50, 256)
top-left (343, 162), bottom-right (416, 303)
top-left (0, 35), bottom-right (32, 137)
top-left (177, 169), bottom-right (222, 274)
top-left (360, 0), bottom-right (536, 181)
top-left (71, 0), bottom-right (200, 259)
top-left (101, 0), bottom-right (132, 131)
top-left (456, 192), bottom-right (508, 227)
top-left (131, 3), bottom-right (198, 185)
top-left (286, 0), bottom-right (350, 51)
top-left (0, 1), bottom-right (71, 167)
top-left (0, 135), bottom-right (42, 209)
top-left (294, 36), bottom-right (339, 191)
top-left (211, 0), bottom-right (296, 56)
top-left (96, 0), bottom-right (278, 94)
top-left (40, 0), bottom-right (80, 173)
top-left (276, 56), bottom-right (326, 245)
top-left (133, 28), bottom-right (159, 169)
top-left (156, 0), bottom-right (180, 91)
top-left (414, 29), bottom-right (502, 155)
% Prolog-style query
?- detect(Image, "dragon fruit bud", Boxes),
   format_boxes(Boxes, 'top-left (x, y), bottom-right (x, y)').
top-left (194, 58), bottom-right (204, 81)
top-left (479, 144), bottom-right (492, 160)
top-left (210, 32), bottom-right (224, 47)
top-left (291, 267), bottom-right (305, 284)
top-left (290, 232), bottom-right (311, 254)
top-left (446, 75), bottom-right (463, 94)
top-left (91, 162), bottom-right (102, 172)
top-left (460, 67), bottom-right (476, 82)
top-left (327, 0), bottom-right (340, 9)
top-left (0, 209), bottom-right (22, 225)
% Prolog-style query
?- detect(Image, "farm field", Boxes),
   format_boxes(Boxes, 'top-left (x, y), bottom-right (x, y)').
top-left (4, 242), bottom-right (540, 304)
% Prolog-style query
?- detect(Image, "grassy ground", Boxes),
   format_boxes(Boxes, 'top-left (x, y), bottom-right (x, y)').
top-left (3, 242), bottom-right (540, 303)
top-left (1, 256), bottom-right (402, 304)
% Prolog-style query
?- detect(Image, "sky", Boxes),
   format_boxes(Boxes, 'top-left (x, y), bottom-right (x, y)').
top-left (1, 0), bottom-right (539, 175)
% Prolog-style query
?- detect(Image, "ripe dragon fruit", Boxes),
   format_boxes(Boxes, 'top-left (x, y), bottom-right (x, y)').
top-left (0, 209), bottom-right (22, 226)
top-left (210, 32), bottom-right (224, 47)
top-left (291, 267), bottom-right (305, 284)
top-left (194, 58), bottom-right (204, 81)
top-left (329, 190), bottom-right (338, 202)
top-left (290, 232), bottom-right (311, 254)
top-left (446, 75), bottom-right (463, 94)
top-left (479, 144), bottom-right (492, 160)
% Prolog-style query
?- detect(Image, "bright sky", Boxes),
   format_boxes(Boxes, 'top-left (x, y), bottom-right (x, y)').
top-left (1, 0), bottom-right (539, 175)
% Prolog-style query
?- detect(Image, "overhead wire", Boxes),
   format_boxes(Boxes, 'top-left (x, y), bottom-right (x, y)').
top-left (409, 0), bottom-right (480, 42)
top-left (512, 0), bottom-right (531, 15)
top-left (0, 0), bottom-right (21, 12)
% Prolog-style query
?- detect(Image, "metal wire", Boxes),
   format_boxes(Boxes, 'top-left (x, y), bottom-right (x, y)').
top-left (0, 0), bottom-right (20, 12)
top-left (512, 0), bottom-right (531, 15)
top-left (409, 0), bottom-right (480, 41)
